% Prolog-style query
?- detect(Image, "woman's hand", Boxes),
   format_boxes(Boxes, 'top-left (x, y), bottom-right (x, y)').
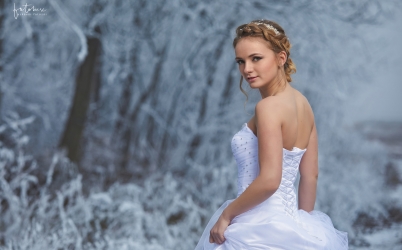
top-left (209, 213), bottom-right (231, 244)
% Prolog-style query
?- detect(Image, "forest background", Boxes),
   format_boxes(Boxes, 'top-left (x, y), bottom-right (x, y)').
top-left (1, 0), bottom-right (402, 249)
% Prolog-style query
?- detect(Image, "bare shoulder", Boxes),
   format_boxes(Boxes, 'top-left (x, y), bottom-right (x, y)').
top-left (293, 89), bottom-right (315, 122)
top-left (255, 95), bottom-right (287, 111)
top-left (294, 89), bottom-right (312, 107)
top-left (255, 96), bottom-right (283, 116)
top-left (254, 96), bottom-right (284, 126)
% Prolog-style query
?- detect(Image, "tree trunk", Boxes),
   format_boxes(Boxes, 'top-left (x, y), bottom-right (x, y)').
top-left (59, 36), bottom-right (101, 163)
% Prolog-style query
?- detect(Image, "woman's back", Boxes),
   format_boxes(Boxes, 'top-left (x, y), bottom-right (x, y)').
top-left (246, 84), bottom-right (318, 212)
top-left (247, 85), bottom-right (315, 151)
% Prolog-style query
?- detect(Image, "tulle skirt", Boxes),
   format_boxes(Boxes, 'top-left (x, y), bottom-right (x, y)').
top-left (195, 198), bottom-right (348, 250)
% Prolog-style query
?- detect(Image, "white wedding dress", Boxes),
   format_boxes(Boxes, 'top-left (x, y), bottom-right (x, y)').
top-left (195, 122), bottom-right (348, 250)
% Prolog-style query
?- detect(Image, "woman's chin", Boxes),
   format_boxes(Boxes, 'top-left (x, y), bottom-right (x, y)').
top-left (248, 82), bottom-right (258, 89)
top-left (247, 79), bottom-right (260, 88)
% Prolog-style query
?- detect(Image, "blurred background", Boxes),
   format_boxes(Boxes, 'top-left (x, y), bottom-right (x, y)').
top-left (0, 0), bottom-right (401, 249)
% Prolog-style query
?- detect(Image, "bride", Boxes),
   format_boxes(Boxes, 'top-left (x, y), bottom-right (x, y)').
top-left (195, 19), bottom-right (348, 249)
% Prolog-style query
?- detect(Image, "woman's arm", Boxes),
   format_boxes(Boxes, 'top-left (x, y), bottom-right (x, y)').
top-left (209, 97), bottom-right (284, 244)
top-left (298, 121), bottom-right (318, 212)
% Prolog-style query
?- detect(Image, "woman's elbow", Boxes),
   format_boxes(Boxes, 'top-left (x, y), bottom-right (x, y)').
top-left (262, 178), bottom-right (280, 194)
top-left (301, 171), bottom-right (318, 181)
top-left (300, 174), bottom-right (318, 184)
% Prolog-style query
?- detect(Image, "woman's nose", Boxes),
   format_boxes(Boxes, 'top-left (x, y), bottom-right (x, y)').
top-left (243, 62), bottom-right (253, 74)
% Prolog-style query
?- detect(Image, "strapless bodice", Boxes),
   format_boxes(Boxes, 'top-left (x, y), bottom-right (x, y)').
top-left (231, 123), bottom-right (307, 220)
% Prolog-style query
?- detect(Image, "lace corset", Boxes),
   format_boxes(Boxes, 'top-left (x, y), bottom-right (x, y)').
top-left (231, 123), bottom-right (307, 220)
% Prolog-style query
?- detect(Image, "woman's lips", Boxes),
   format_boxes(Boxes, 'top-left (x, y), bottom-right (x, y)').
top-left (247, 76), bottom-right (257, 81)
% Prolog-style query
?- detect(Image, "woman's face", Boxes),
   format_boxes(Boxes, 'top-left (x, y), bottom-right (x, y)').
top-left (235, 37), bottom-right (283, 89)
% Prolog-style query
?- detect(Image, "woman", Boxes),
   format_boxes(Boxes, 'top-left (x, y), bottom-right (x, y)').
top-left (195, 19), bottom-right (348, 249)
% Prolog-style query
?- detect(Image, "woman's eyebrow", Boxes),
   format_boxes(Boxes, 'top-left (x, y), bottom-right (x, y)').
top-left (235, 53), bottom-right (262, 60)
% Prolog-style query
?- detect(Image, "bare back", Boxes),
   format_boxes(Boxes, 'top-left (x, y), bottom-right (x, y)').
top-left (246, 87), bottom-right (315, 150)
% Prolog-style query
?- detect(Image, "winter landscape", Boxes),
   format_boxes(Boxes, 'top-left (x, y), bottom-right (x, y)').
top-left (1, 0), bottom-right (402, 249)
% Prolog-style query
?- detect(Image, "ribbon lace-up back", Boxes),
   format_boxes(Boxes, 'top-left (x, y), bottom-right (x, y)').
top-left (231, 123), bottom-right (306, 220)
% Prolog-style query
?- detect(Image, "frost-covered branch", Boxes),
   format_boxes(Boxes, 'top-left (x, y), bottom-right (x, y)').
top-left (48, 0), bottom-right (87, 62)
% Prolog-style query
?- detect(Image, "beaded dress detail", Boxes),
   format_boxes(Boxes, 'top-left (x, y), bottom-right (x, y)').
top-left (195, 123), bottom-right (348, 250)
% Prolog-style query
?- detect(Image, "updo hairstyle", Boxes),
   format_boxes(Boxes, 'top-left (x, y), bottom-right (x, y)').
top-left (233, 20), bottom-right (296, 102)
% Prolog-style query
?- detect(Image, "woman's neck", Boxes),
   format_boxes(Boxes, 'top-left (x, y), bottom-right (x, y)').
top-left (259, 77), bottom-right (288, 98)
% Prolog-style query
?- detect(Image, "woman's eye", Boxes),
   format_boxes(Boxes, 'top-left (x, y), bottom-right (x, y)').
top-left (252, 57), bottom-right (262, 61)
top-left (236, 60), bottom-right (244, 65)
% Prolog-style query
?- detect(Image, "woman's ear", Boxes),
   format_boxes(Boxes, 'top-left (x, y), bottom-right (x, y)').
top-left (277, 51), bottom-right (287, 66)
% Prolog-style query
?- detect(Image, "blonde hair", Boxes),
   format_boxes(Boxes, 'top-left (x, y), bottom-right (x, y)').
top-left (233, 20), bottom-right (296, 102)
